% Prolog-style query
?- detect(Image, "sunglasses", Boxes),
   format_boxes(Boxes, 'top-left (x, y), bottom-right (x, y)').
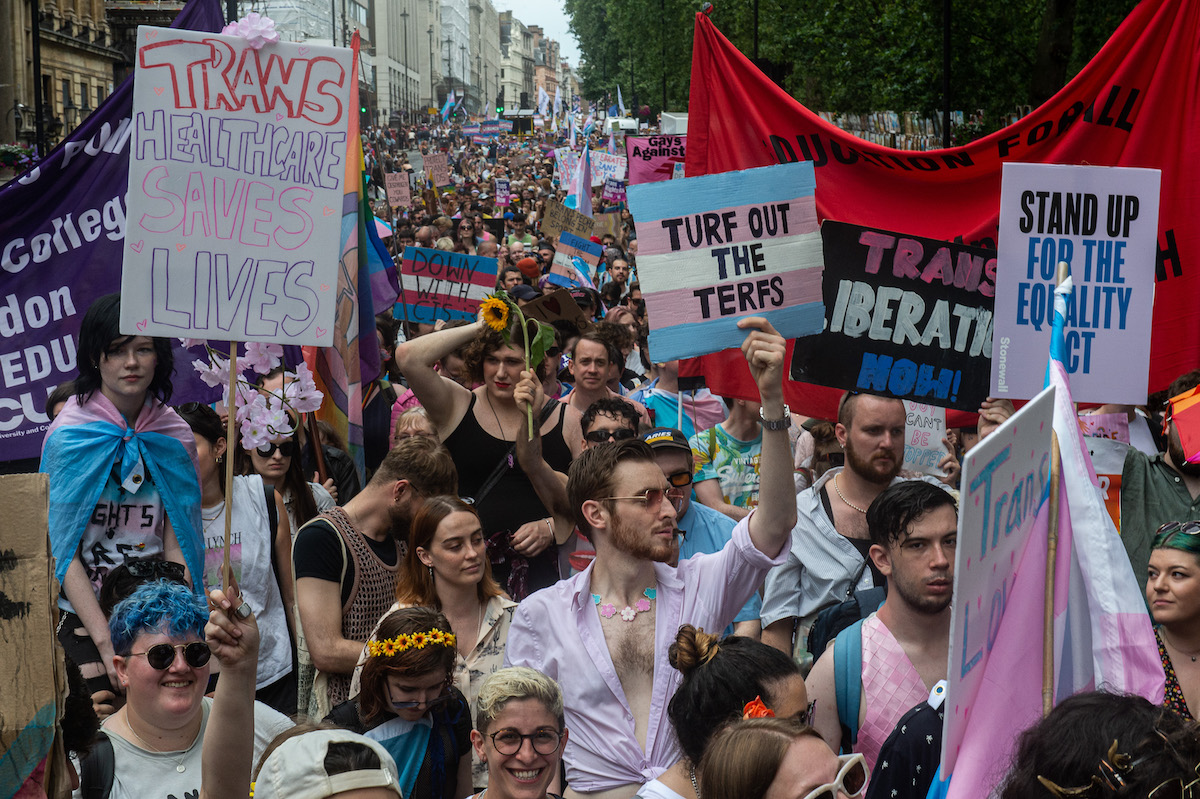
top-left (584, 427), bottom-right (638, 443)
top-left (256, 440), bottom-right (296, 458)
top-left (130, 641), bottom-right (212, 670)
top-left (125, 558), bottom-right (186, 582)
top-left (601, 488), bottom-right (684, 514)
top-left (801, 753), bottom-right (867, 799)
top-left (1157, 521), bottom-right (1200, 537)
top-left (665, 470), bottom-right (694, 488)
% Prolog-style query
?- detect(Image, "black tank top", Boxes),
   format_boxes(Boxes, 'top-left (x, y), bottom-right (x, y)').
top-left (442, 394), bottom-right (573, 598)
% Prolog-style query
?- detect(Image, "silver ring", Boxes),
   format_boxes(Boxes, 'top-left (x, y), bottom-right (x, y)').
top-left (234, 601), bottom-right (252, 620)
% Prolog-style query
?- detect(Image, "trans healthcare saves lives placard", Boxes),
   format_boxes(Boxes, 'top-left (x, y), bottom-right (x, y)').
top-left (120, 27), bottom-right (353, 346)
top-left (991, 163), bottom-right (1160, 404)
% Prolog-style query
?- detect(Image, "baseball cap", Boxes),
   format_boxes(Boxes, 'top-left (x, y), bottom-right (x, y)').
top-left (643, 427), bottom-right (691, 453)
top-left (253, 729), bottom-right (401, 799)
top-left (516, 257), bottom-right (541, 279)
top-left (511, 284), bottom-right (540, 301)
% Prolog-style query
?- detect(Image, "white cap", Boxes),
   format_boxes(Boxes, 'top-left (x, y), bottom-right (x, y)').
top-left (253, 729), bottom-right (402, 799)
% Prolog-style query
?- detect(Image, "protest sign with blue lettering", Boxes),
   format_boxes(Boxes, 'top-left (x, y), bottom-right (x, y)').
top-left (120, 26), bottom-right (353, 346)
top-left (991, 163), bottom-right (1160, 403)
top-left (790, 221), bottom-right (996, 411)
top-left (626, 161), bottom-right (824, 362)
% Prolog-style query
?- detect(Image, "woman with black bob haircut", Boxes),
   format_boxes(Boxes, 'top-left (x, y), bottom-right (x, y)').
top-left (636, 625), bottom-right (809, 799)
top-left (996, 690), bottom-right (1200, 799)
top-left (42, 293), bottom-right (203, 699)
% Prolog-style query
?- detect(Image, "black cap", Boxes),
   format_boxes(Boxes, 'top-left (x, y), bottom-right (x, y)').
top-left (642, 427), bottom-right (691, 453)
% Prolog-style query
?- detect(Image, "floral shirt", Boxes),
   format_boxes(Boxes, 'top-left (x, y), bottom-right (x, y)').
top-left (1156, 627), bottom-right (1195, 721)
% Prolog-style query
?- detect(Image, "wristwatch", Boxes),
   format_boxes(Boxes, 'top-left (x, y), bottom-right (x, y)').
top-left (759, 404), bottom-right (791, 431)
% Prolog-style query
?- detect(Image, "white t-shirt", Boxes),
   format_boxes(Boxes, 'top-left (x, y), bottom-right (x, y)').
top-left (79, 697), bottom-right (292, 799)
top-left (636, 778), bottom-right (690, 799)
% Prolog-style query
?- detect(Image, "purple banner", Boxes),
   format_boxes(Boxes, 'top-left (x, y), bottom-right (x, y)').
top-left (0, 0), bottom-right (225, 462)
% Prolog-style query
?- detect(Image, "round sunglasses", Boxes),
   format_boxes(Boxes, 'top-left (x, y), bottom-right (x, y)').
top-left (129, 642), bottom-right (212, 670)
top-left (256, 440), bottom-right (296, 458)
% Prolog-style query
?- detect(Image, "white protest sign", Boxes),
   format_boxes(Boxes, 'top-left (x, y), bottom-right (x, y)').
top-left (943, 385), bottom-right (1053, 773)
top-left (992, 163), bottom-right (1160, 404)
top-left (903, 401), bottom-right (948, 475)
top-left (120, 28), bottom-right (352, 346)
top-left (554, 147), bottom-right (627, 187)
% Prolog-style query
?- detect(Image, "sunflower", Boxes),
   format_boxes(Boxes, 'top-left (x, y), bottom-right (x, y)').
top-left (429, 630), bottom-right (445, 644)
top-left (394, 634), bottom-right (411, 650)
top-left (444, 632), bottom-right (456, 647)
top-left (480, 296), bottom-right (511, 332)
top-left (411, 632), bottom-right (430, 649)
top-left (381, 639), bottom-right (398, 657)
top-left (368, 641), bottom-right (381, 657)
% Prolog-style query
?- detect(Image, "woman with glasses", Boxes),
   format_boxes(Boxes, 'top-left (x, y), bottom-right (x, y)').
top-left (42, 293), bottom-right (203, 698)
top-left (457, 220), bottom-right (478, 256)
top-left (353, 497), bottom-right (517, 791)
top-left (699, 718), bottom-right (866, 799)
top-left (327, 606), bottom-right (473, 799)
top-left (1147, 520), bottom-right (1200, 719)
top-left (177, 403), bottom-right (298, 715)
top-left (469, 668), bottom-right (568, 799)
top-left (636, 625), bottom-right (809, 799)
top-left (93, 579), bottom-right (291, 798)
top-left (235, 422), bottom-right (336, 543)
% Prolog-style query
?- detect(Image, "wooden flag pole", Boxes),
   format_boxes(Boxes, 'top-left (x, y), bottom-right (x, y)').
top-left (222, 342), bottom-right (238, 594)
top-left (1041, 261), bottom-right (1070, 717)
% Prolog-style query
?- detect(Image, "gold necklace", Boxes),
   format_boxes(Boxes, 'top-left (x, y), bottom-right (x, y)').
top-left (833, 475), bottom-right (868, 514)
top-left (124, 717), bottom-right (191, 773)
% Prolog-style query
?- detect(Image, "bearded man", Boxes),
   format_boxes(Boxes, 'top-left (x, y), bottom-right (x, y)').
top-left (760, 392), bottom-right (953, 656)
top-left (505, 318), bottom-right (798, 799)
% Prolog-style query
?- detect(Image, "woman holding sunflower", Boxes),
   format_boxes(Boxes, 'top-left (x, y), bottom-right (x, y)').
top-left (326, 606), bottom-right (474, 799)
top-left (395, 303), bottom-right (584, 600)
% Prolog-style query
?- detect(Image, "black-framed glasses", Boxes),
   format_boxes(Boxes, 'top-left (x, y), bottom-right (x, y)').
top-left (130, 642), bottom-right (211, 670)
top-left (125, 558), bottom-right (186, 582)
top-left (1156, 521), bottom-right (1200, 537)
top-left (177, 402), bottom-right (206, 414)
top-left (256, 440), bottom-right (296, 458)
top-left (665, 470), bottom-right (694, 488)
top-left (601, 488), bottom-right (684, 514)
top-left (488, 728), bottom-right (562, 755)
top-left (584, 427), bottom-right (637, 443)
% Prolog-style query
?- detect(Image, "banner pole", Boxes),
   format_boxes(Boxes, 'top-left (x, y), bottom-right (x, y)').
top-left (1041, 260), bottom-right (1069, 716)
top-left (222, 342), bottom-right (238, 594)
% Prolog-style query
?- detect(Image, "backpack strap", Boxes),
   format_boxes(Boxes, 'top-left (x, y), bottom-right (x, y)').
top-left (79, 732), bottom-right (114, 799)
top-left (834, 618), bottom-right (865, 751)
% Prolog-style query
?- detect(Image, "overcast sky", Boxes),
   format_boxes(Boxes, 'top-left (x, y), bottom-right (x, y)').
top-left (492, 0), bottom-right (581, 67)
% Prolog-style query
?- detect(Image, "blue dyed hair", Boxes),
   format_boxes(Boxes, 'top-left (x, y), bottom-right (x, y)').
top-left (108, 579), bottom-right (208, 656)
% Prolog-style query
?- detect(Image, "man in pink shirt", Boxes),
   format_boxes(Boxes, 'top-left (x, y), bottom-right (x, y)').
top-left (505, 318), bottom-right (798, 799)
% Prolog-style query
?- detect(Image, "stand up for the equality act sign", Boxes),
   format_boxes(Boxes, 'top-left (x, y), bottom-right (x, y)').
top-left (991, 163), bottom-right (1160, 404)
top-left (119, 27), bottom-right (353, 346)
top-left (625, 161), bottom-right (825, 361)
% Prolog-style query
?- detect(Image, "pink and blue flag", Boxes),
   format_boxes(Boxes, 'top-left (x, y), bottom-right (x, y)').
top-left (548, 232), bottom-right (602, 289)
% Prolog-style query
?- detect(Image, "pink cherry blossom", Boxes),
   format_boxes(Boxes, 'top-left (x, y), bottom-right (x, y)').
top-left (243, 342), bottom-right (283, 375)
top-left (222, 12), bottom-right (280, 50)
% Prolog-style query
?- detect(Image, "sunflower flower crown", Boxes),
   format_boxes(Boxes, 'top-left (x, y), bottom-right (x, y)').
top-left (368, 629), bottom-right (456, 657)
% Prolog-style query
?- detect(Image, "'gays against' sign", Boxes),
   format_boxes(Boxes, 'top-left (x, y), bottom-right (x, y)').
top-left (625, 161), bottom-right (824, 362)
top-left (397, 246), bottom-right (500, 324)
top-left (121, 27), bottom-right (352, 346)
top-left (790, 221), bottom-right (996, 411)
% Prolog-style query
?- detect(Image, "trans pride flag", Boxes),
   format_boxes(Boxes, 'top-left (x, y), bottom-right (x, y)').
top-left (548, 232), bottom-right (602, 289)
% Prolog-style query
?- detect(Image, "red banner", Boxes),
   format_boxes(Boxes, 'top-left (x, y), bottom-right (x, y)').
top-left (682, 0), bottom-right (1199, 423)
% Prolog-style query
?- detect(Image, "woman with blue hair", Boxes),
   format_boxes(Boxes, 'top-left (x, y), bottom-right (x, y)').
top-left (79, 579), bottom-right (291, 798)
top-left (41, 293), bottom-right (204, 697)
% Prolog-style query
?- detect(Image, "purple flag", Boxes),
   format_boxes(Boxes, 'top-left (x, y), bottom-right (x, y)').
top-left (0, 0), bottom-right (225, 462)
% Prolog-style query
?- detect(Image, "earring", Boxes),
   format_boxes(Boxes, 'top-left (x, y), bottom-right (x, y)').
top-left (428, 565), bottom-right (435, 582)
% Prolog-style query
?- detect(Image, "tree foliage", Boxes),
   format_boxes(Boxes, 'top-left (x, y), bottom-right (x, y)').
top-left (564, 0), bottom-right (1140, 133)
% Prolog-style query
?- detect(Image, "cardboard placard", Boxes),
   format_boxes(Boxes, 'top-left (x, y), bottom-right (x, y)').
top-left (425, 152), bottom-right (452, 187)
top-left (903, 401), bottom-right (948, 475)
top-left (625, 135), bottom-right (686, 185)
top-left (523, 288), bottom-right (591, 332)
top-left (396, 246), bottom-right (500, 324)
top-left (0, 474), bottom-right (67, 799)
top-left (992, 163), bottom-right (1161, 403)
top-left (540, 199), bottom-right (594, 243)
top-left (120, 27), bottom-right (353, 346)
top-left (626, 161), bottom-right (825, 362)
top-left (592, 210), bottom-right (623, 242)
top-left (944, 386), bottom-right (1054, 774)
top-left (790, 221), bottom-right (996, 411)
top-left (385, 172), bottom-right (410, 209)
